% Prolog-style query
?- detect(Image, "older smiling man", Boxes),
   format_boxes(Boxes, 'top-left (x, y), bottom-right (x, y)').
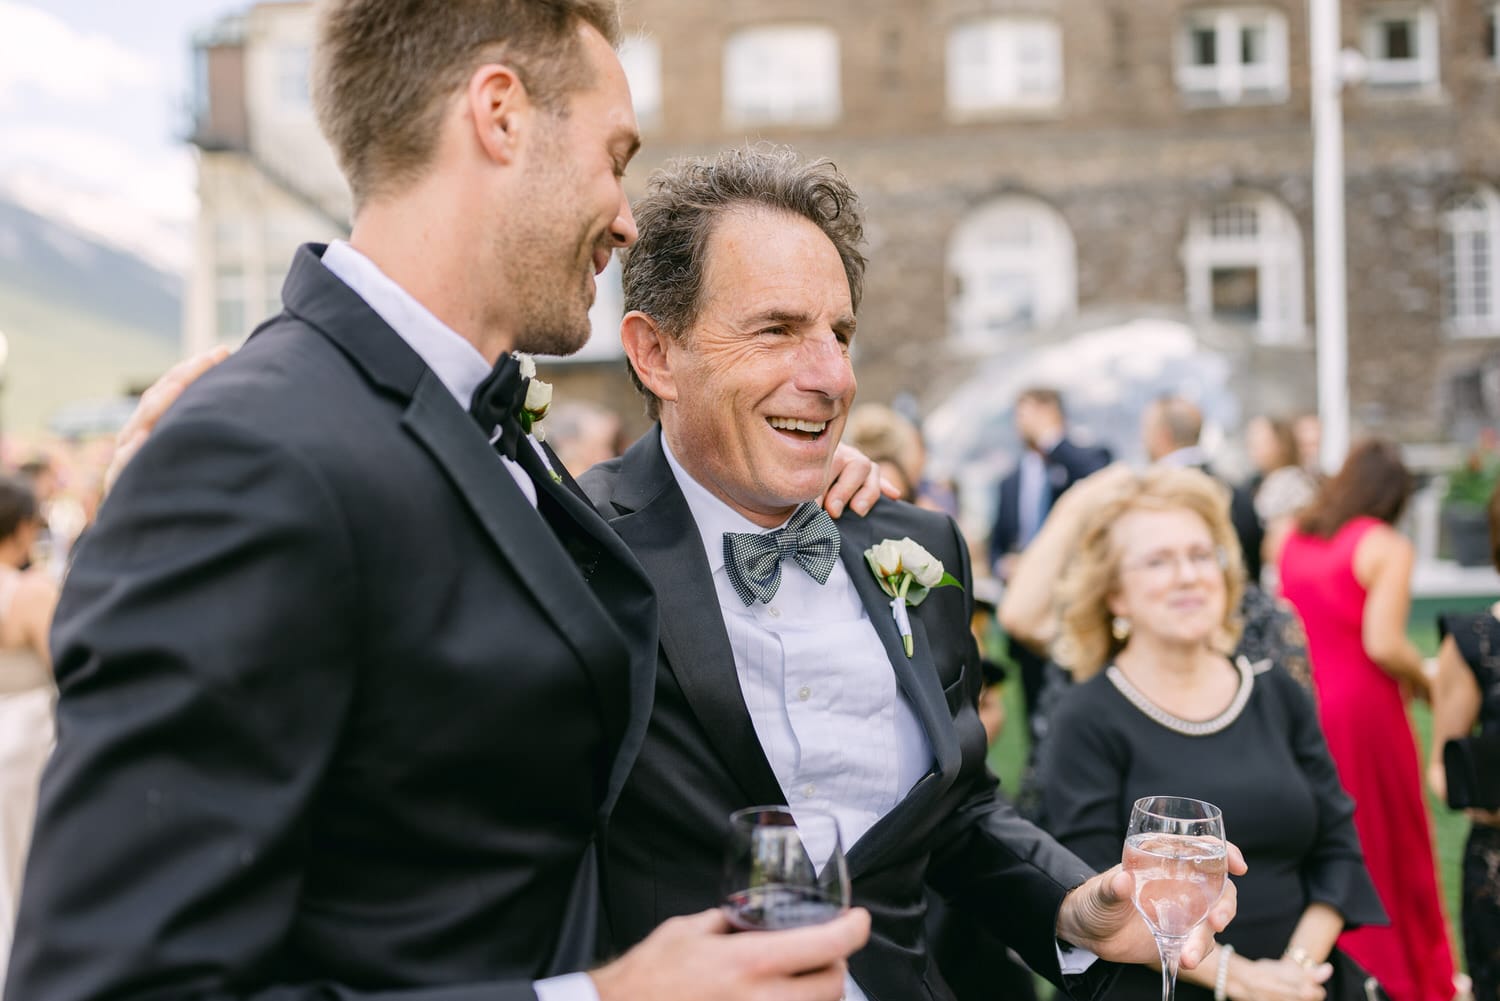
top-left (581, 145), bottom-right (1241, 1001)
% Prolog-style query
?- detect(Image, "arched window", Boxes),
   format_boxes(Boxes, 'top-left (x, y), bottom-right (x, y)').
top-left (1442, 187), bottom-right (1500, 336)
top-left (946, 16), bottom-right (1062, 115)
top-left (947, 197), bottom-right (1076, 344)
top-left (723, 25), bottom-right (840, 127)
top-left (1183, 193), bottom-right (1305, 342)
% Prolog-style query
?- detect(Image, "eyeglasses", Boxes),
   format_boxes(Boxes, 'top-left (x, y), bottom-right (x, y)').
top-left (1119, 546), bottom-right (1226, 583)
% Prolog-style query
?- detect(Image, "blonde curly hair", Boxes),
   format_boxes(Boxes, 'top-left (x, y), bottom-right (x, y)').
top-left (1052, 467), bottom-right (1244, 681)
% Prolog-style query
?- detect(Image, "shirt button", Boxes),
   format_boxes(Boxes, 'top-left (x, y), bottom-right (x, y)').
top-left (798, 686), bottom-right (812, 701)
top-left (802, 783), bottom-right (816, 798)
top-left (767, 606), bottom-right (782, 618)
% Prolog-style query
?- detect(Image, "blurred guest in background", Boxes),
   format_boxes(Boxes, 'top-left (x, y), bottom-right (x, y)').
top-left (1243, 415), bottom-right (1317, 592)
top-left (1141, 395), bottom-right (1263, 586)
top-left (1279, 439), bottom-right (1458, 1001)
top-left (1039, 466), bottom-right (1384, 1001)
top-left (1293, 413), bottom-right (1323, 477)
top-left (1428, 481), bottom-right (1500, 1001)
top-left (846, 403), bottom-right (924, 504)
top-left (0, 475), bottom-right (57, 986)
top-left (544, 399), bottom-right (625, 478)
top-left (989, 387), bottom-right (1110, 736)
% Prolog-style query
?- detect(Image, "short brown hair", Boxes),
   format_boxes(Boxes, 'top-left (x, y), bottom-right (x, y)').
top-left (313, 0), bottom-right (621, 207)
top-left (621, 144), bottom-right (868, 419)
top-left (1296, 438), bottom-right (1413, 538)
top-left (1053, 467), bottom-right (1244, 681)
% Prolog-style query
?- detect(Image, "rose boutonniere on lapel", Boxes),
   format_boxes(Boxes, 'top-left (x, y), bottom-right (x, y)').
top-left (864, 538), bottom-right (961, 657)
top-left (515, 353), bottom-right (553, 443)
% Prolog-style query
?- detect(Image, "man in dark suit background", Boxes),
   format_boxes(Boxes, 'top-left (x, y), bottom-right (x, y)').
top-left (988, 387), bottom-right (1111, 724)
top-left (1141, 394), bottom-right (1265, 584)
top-left (581, 147), bottom-right (1237, 1001)
top-left (5, 4), bottom-right (870, 1000)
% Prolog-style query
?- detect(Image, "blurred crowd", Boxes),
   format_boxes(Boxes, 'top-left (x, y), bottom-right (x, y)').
top-left (0, 389), bottom-right (1495, 1001)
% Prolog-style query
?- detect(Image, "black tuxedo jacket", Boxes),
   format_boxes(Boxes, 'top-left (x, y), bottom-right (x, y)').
top-left (989, 438), bottom-right (1112, 567)
top-left (7, 245), bottom-right (658, 1001)
top-left (580, 428), bottom-right (1113, 1001)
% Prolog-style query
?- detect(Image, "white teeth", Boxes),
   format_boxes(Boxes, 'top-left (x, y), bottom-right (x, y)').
top-left (768, 417), bottom-right (828, 433)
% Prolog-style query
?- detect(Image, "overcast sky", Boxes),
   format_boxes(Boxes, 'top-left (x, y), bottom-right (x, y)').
top-left (0, 0), bottom-right (244, 275)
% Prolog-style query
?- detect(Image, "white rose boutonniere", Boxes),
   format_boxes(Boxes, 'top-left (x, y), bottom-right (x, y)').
top-left (514, 353), bottom-right (553, 443)
top-left (864, 537), bottom-right (961, 656)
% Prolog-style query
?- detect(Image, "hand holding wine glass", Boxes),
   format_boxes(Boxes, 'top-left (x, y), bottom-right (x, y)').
top-left (722, 806), bottom-right (850, 931)
top-left (1123, 796), bottom-right (1228, 1001)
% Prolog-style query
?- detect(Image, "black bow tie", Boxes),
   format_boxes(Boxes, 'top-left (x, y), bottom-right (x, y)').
top-left (469, 353), bottom-right (529, 461)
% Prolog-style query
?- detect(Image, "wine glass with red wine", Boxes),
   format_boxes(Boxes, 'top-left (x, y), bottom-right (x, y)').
top-left (1123, 796), bottom-right (1227, 1001)
top-left (722, 806), bottom-right (849, 931)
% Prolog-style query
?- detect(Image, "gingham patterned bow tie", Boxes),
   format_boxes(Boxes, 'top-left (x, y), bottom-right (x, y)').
top-left (722, 502), bottom-right (841, 606)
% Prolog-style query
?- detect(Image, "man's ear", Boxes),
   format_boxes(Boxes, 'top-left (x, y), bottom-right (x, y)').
top-left (467, 62), bottom-right (529, 165)
top-left (620, 311), bottom-right (678, 406)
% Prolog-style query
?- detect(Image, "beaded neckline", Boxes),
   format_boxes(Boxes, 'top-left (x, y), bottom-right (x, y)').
top-left (1105, 657), bottom-right (1257, 737)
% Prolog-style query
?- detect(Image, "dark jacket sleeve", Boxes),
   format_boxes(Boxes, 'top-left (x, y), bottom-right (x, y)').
top-left (925, 518), bottom-right (1117, 1000)
top-left (1035, 681), bottom-right (1132, 875)
top-left (1268, 667), bottom-right (1388, 930)
top-left (6, 417), bottom-right (541, 1001)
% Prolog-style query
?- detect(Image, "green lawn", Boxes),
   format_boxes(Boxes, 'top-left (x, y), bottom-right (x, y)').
top-left (986, 598), bottom-right (1485, 971)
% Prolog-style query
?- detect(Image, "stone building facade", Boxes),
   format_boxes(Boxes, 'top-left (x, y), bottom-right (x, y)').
top-left (186, 0), bottom-right (1500, 457)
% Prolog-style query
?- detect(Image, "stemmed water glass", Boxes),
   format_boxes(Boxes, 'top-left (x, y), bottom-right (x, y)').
top-left (721, 806), bottom-right (850, 931)
top-left (1122, 796), bottom-right (1227, 1001)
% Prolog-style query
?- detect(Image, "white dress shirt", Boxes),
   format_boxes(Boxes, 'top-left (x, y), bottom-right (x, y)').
top-left (319, 241), bottom-right (594, 1001)
top-left (664, 438), bottom-right (934, 1001)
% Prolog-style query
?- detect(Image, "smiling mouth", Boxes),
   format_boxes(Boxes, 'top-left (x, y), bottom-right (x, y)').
top-left (767, 416), bottom-right (830, 442)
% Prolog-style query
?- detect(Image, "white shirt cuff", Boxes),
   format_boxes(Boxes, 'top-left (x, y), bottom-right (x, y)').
top-left (1058, 939), bottom-right (1100, 976)
top-left (533, 972), bottom-right (601, 1001)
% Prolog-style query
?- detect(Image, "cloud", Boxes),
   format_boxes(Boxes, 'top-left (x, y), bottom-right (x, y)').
top-left (0, 1), bottom-right (159, 108)
top-left (0, 124), bottom-right (195, 273)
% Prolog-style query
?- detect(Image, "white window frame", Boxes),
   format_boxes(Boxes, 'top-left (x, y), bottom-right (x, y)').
top-left (946, 196), bottom-right (1076, 346)
top-left (1175, 7), bottom-right (1289, 104)
top-left (1361, 5), bottom-right (1440, 89)
top-left (1441, 187), bottom-right (1500, 337)
top-left (618, 34), bottom-right (663, 131)
top-left (945, 16), bottom-right (1063, 116)
top-left (723, 25), bottom-right (840, 127)
top-left (1183, 193), bottom-right (1306, 343)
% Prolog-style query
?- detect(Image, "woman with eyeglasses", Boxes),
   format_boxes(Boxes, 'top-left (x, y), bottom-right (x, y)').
top-left (1038, 466), bottom-right (1384, 1001)
top-left (1280, 440), bottom-right (1459, 1001)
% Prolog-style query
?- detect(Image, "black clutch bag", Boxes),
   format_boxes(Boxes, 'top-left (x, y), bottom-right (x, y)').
top-left (1444, 732), bottom-right (1500, 810)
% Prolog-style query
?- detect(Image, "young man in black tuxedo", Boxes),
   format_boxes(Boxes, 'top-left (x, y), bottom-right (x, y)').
top-left (5, 4), bottom-right (870, 1000)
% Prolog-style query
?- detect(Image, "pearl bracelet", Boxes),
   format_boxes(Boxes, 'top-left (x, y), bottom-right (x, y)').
top-left (1214, 943), bottom-right (1235, 1001)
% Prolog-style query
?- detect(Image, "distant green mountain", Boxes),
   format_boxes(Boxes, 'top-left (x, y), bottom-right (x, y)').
top-left (0, 198), bottom-right (181, 438)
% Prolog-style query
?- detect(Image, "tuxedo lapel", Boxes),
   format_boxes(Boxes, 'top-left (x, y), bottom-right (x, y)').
top-left (604, 432), bottom-right (785, 808)
top-left (838, 516), bottom-right (961, 781)
top-left (836, 513), bottom-right (962, 875)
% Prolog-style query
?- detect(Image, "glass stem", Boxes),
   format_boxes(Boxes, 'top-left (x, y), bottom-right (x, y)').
top-left (1156, 935), bottom-right (1184, 1001)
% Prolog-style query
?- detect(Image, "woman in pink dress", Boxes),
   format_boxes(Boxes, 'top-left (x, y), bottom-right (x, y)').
top-left (1280, 439), bottom-right (1457, 1001)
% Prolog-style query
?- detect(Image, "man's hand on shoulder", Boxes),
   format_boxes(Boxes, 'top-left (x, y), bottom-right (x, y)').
top-left (105, 346), bottom-right (232, 494)
top-left (589, 907), bottom-right (870, 1001)
top-left (822, 442), bottom-right (900, 518)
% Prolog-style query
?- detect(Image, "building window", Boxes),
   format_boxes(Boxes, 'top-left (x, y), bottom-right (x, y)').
top-left (1442, 188), bottom-right (1500, 336)
top-left (947, 196), bottom-right (1076, 345)
top-left (618, 34), bottom-right (662, 130)
top-left (1361, 5), bottom-right (1439, 89)
top-left (1184, 193), bottom-right (1305, 343)
top-left (215, 264), bottom-right (249, 343)
top-left (945, 17), bottom-right (1062, 114)
top-left (1487, 4), bottom-right (1498, 63)
top-left (276, 45), bottom-right (311, 108)
top-left (724, 25), bottom-right (840, 127)
top-left (1175, 7), bottom-right (1289, 104)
